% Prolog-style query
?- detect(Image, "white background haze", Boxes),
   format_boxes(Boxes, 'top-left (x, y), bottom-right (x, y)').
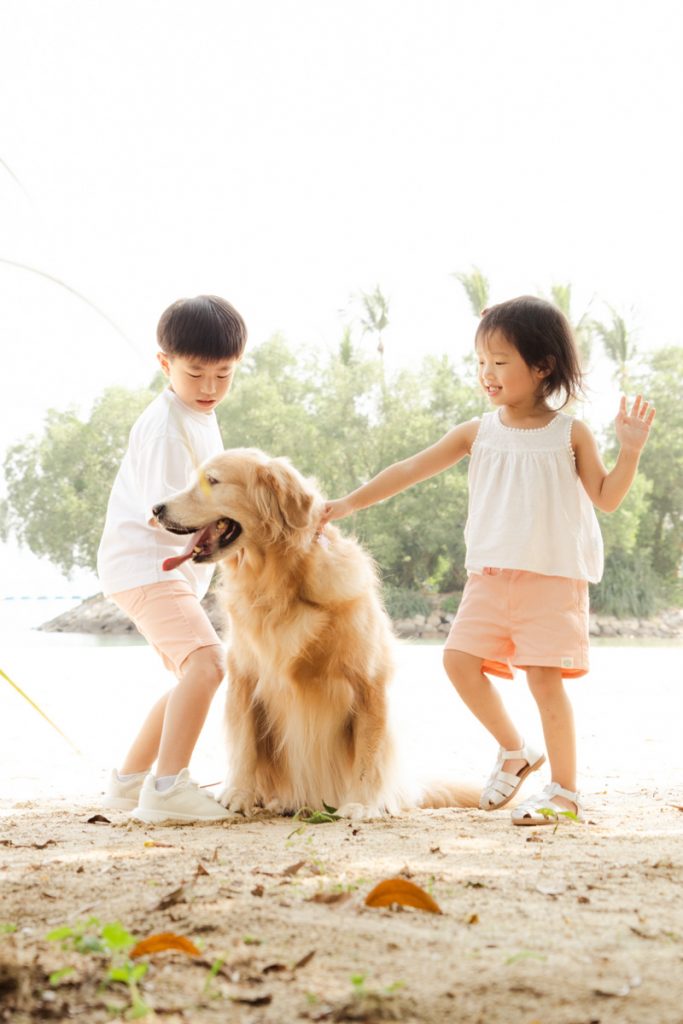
top-left (1, 0), bottom-right (682, 604)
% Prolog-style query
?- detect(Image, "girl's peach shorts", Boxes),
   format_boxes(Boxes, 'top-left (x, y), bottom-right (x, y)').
top-left (444, 569), bottom-right (589, 679)
top-left (110, 580), bottom-right (222, 675)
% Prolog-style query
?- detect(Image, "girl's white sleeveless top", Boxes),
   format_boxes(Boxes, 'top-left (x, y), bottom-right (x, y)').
top-left (464, 410), bottom-right (604, 582)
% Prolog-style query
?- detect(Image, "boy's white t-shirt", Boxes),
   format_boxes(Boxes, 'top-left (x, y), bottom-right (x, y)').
top-left (97, 389), bottom-right (223, 598)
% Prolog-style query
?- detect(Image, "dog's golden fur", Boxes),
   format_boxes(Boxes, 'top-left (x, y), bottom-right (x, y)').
top-left (155, 448), bottom-right (478, 818)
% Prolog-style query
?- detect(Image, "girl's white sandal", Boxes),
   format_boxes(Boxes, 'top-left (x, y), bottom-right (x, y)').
top-left (511, 782), bottom-right (584, 825)
top-left (478, 741), bottom-right (545, 810)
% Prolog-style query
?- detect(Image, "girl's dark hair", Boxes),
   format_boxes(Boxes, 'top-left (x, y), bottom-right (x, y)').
top-left (157, 295), bottom-right (247, 361)
top-left (476, 295), bottom-right (584, 407)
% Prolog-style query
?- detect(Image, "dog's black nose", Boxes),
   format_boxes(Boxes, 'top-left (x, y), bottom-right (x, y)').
top-left (152, 503), bottom-right (165, 517)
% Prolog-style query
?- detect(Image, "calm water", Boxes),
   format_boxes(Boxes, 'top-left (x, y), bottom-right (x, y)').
top-left (1, 617), bottom-right (681, 808)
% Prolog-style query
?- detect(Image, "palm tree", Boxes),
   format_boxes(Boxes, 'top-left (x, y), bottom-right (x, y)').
top-left (548, 282), bottom-right (594, 368)
top-left (591, 306), bottom-right (636, 392)
top-left (452, 266), bottom-right (490, 318)
top-left (358, 285), bottom-right (390, 357)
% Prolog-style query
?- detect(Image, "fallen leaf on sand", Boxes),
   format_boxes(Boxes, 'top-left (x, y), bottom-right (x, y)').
top-left (86, 814), bottom-right (110, 825)
top-left (230, 993), bottom-right (272, 1006)
top-left (365, 878), bottom-right (442, 914)
top-left (262, 962), bottom-right (287, 974)
top-left (282, 860), bottom-right (307, 876)
top-left (293, 950), bottom-right (316, 970)
top-left (154, 884), bottom-right (187, 911)
top-left (130, 932), bottom-right (200, 958)
top-left (308, 891), bottom-right (351, 905)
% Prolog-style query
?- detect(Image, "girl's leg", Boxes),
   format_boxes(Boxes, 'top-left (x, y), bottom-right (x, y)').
top-left (443, 650), bottom-right (527, 775)
top-left (525, 666), bottom-right (577, 811)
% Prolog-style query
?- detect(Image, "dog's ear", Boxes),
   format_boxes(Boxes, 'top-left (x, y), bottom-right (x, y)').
top-left (254, 459), bottom-right (314, 536)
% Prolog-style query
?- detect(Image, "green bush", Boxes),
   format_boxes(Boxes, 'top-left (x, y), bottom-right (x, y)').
top-left (382, 586), bottom-right (430, 620)
top-left (591, 548), bottom-right (665, 618)
top-left (440, 593), bottom-right (462, 615)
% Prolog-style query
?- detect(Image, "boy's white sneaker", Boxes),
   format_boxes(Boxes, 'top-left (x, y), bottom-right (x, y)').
top-left (130, 769), bottom-right (235, 825)
top-left (103, 769), bottom-right (148, 811)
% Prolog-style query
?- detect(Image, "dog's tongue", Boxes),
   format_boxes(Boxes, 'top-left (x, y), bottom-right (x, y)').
top-left (162, 530), bottom-right (204, 573)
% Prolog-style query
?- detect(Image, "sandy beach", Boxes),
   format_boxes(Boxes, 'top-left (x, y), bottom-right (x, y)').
top-left (1, 640), bottom-right (682, 1023)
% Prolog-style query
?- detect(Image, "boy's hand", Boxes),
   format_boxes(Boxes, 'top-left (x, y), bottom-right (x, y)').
top-left (615, 395), bottom-right (656, 454)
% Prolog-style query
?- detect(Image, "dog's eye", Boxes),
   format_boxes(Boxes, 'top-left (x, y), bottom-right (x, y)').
top-left (205, 476), bottom-right (219, 486)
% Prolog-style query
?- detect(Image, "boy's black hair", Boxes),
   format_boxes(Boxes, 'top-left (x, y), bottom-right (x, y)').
top-left (157, 295), bottom-right (247, 362)
top-left (476, 295), bottom-right (584, 407)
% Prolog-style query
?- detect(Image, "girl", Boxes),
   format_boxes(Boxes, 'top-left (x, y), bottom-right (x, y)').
top-left (321, 295), bottom-right (655, 825)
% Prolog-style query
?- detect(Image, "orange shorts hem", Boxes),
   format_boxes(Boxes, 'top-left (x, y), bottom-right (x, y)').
top-left (444, 570), bottom-right (590, 679)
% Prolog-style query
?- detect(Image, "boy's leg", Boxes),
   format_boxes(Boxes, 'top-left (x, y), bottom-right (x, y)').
top-left (120, 690), bottom-right (171, 775)
top-left (111, 581), bottom-right (225, 777)
top-left (155, 644), bottom-right (225, 777)
top-left (525, 666), bottom-right (577, 811)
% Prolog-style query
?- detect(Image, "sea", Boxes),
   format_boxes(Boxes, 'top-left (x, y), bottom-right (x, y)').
top-left (1, 543), bottom-right (681, 809)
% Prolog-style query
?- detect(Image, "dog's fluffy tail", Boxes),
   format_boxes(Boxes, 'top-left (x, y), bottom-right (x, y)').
top-left (418, 780), bottom-right (480, 809)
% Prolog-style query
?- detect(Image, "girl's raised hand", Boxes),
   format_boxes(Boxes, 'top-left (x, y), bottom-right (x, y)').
top-left (615, 395), bottom-right (656, 453)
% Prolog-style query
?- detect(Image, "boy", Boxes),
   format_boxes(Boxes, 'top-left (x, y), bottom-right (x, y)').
top-left (98, 294), bottom-right (247, 823)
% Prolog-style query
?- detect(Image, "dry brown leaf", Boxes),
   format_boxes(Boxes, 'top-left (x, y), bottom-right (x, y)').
top-left (230, 993), bottom-right (272, 1006)
top-left (364, 878), bottom-right (442, 914)
top-left (282, 860), bottom-right (307, 876)
top-left (130, 931), bottom-right (200, 959)
top-left (293, 950), bottom-right (316, 970)
top-left (154, 884), bottom-right (187, 911)
top-left (86, 814), bottom-right (111, 825)
top-left (308, 891), bottom-right (352, 905)
top-left (194, 862), bottom-right (210, 877)
top-left (262, 962), bottom-right (287, 974)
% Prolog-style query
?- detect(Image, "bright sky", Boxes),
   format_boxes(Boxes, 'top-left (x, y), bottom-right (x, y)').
top-left (1, 0), bottom-right (682, 593)
top-left (1, 1), bottom-right (683, 452)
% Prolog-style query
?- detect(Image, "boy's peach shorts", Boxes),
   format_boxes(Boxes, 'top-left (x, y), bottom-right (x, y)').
top-left (444, 569), bottom-right (589, 679)
top-left (110, 580), bottom-right (223, 675)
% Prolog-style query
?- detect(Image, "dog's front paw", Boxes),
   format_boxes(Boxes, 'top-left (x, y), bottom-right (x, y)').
top-left (264, 797), bottom-right (288, 814)
top-left (336, 802), bottom-right (385, 821)
top-left (217, 786), bottom-right (257, 816)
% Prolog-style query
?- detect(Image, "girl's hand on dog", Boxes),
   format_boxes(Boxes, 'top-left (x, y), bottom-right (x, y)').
top-left (320, 497), bottom-right (354, 527)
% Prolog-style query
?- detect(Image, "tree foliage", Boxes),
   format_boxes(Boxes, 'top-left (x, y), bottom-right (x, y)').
top-left (2, 330), bottom-right (680, 615)
top-left (3, 386), bottom-right (157, 575)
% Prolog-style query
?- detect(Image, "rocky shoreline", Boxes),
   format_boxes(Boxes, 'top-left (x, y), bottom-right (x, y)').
top-left (39, 592), bottom-right (683, 641)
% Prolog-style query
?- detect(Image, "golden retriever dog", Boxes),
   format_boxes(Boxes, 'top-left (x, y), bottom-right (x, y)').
top-left (153, 448), bottom-right (478, 819)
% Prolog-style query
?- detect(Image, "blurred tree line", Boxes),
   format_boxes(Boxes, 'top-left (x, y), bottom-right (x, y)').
top-left (2, 276), bottom-right (681, 618)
